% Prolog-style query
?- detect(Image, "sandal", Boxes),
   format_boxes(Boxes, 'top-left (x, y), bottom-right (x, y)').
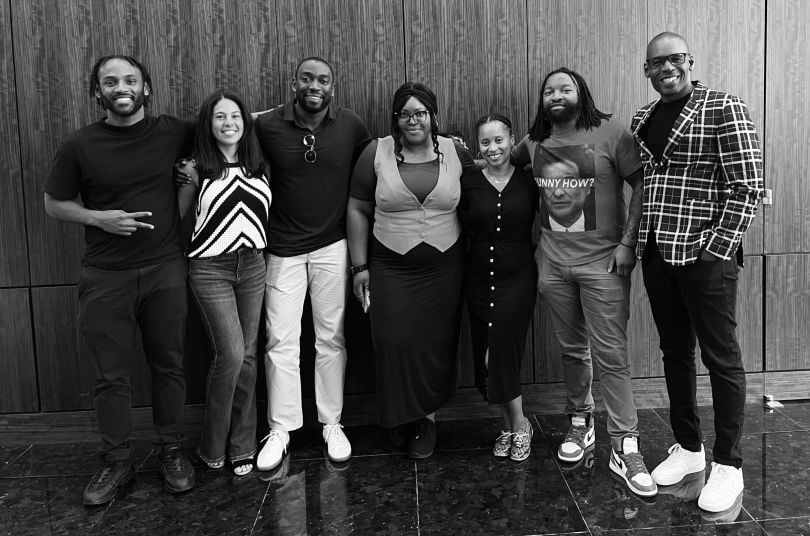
top-left (233, 457), bottom-right (254, 476)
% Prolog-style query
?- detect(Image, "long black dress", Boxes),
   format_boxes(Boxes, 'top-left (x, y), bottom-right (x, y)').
top-left (458, 167), bottom-right (538, 403)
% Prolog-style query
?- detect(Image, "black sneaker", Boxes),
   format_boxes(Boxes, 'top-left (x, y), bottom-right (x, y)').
top-left (159, 444), bottom-right (196, 493)
top-left (408, 418), bottom-right (436, 459)
top-left (83, 461), bottom-right (135, 506)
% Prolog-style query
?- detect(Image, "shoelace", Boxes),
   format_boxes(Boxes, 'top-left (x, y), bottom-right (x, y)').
top-left (564, 424), bottom-right (590, 445)
top-left (162, 447), bottom-right (184, 472)
top-left (262, 430), bottom-right (283, 443)
top-left (665, 443), bottom-right (693, 467)
top-left (92, 465), bottom-right (115, 486)
top-left (324, 424), bottom-right (344, 443)
top-left (512, 429), bottom-right (531, 449)
top-left (621, 451), bottom-right (647, 475)
top-left (704, 463), bottom-right (734, 489)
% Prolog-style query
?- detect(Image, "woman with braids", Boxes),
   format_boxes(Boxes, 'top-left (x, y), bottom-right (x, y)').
top-left (178, 91), bottom-right (271, 476)
top-left (458, 114), bottom-right (537, 462)
top-left (346, 82), bottom-right (475, 459)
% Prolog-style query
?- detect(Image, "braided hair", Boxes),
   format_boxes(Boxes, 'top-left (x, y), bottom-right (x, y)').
top-left (390, 82), bottom-right (443, 164)
top-left (527, 67), bottom-right (611, 142)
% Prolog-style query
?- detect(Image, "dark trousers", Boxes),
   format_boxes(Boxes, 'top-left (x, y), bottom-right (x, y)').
top-left (78, 257), bottom-right (188, 462)
top-left (641, 238), bottom-right (745, 468)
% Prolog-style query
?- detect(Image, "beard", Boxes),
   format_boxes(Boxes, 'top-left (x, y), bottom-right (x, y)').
top-left (546, 102), bottom-right (580, 125)
top-left (99, 91), bottom-right (146, 118)
top-left (295, 91), bottom-right (332, 113)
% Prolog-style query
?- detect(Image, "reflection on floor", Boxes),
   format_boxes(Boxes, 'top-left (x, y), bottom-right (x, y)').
top-left (1, 402), bottom-right (809, 535)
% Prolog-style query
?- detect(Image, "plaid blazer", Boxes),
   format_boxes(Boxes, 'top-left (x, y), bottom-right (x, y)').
top-left (631, 83), bottom-right (763, 266)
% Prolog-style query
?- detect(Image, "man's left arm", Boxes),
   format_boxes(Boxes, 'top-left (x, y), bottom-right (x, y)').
top-left (703, 96), bottom-right (764, 260)
top-left (608, 168), bottom-right (643, 276)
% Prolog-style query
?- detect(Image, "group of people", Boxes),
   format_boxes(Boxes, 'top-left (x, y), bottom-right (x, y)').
top-left (45, 30), bottom-right (762, 516)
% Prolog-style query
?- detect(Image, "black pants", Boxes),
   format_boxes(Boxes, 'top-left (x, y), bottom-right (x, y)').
top-left (78, 257), bottom-right (188, 462)
top-left (642, 239), bottom-right (745, 468)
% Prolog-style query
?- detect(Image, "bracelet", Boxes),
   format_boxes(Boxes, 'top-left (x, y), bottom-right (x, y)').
top-left (619, 242), bottom-right (635, 249)
top-left (350, 263), bottom-right (368, 276)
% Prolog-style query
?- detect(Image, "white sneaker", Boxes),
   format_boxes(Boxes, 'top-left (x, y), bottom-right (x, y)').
top-left (257, 430), bottom-right (289, 471)
top-left (323, 423), bottom-right (352, 463)
top-left (651, 443), bottom-right (706, 486)
top-left (698, 462), bottom-right (744, 513)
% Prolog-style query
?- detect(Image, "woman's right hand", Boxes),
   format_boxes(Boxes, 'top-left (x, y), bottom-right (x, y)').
top-left (352, 271), bottom-right (370, 308)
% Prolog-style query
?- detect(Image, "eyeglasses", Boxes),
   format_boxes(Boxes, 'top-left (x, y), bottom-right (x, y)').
top-left (645, 53), bottom-right (691, 70)
top-left (303, 134), bottom-right (316, 163)
top-left (394, 110), bottom-right (429, 123)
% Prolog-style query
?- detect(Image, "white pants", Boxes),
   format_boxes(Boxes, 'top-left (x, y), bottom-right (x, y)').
top-left (264, 240), bottom-right (348, 431)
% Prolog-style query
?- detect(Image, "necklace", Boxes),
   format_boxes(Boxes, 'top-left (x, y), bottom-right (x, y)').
top-left (483, 168), bottom-right (512, 184)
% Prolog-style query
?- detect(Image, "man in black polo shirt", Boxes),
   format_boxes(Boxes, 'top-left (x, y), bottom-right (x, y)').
top-left (44, 55), bottom-right (195, 505)
top-left (255, 57), bottom-right (370, 471)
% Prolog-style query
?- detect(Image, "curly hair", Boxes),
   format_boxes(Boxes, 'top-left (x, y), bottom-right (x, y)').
top-left (390, 82), bottom-right (442, 164)
top-left (88, 55), bottom-right (152, 108)
top-left (193, 91), bottom-right (264, 181)
top-left (528, 67), bottom-right (611, 142)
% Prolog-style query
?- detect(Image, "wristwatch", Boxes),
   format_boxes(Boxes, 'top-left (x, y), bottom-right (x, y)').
top-left (350, 263), bottom-right (368, 276)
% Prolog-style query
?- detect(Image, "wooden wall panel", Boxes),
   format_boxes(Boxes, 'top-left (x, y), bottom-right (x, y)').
top-left (764, 0), bottom-right (810, 254)
top-left (404, 0), bottom-right (529, 145)
top-left (628, 255), bottom-right (763, 377)
top-left (13, 0), bottom-right (146, 285)
top-left (31, 287), bottom-right (94, 411)
top-left (647, 0), bottom-right (766, 255)
top-left (0, 1), bottom-right (29, 287)
top-left (32, 285), bottom-right (210, 410)
top-left (0, 289), bottom-right (38, 412)
top-left (765, 254), bottom-right (810, 371)
top-left (176, 0), bottom-right (267, 118)
top-left (528, 0), bottom-right (649, 130)
top-left (274, 0), bottom-right (404, 138)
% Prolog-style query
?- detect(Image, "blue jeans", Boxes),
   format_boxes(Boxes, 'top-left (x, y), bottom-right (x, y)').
top-left (78, 257), bottom-right (188, 462)
top-left (190, 248), bottom-right (266, 464)
top-left (537, 252), bottom-right (638, 451)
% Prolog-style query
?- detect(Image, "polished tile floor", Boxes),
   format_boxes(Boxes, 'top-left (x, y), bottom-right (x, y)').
top-left (1, 402), bottom-right (809, 535)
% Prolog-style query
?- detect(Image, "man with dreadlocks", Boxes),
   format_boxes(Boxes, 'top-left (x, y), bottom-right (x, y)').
top-left (514, 67), bottom-right (656, 498)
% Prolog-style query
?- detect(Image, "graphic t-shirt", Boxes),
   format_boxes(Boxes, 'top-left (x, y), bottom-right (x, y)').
top-left (515, 120), bottom-right (642, 266)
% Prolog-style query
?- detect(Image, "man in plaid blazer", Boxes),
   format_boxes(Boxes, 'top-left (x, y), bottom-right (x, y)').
top-left (631, 32), bottom-right (763, 514)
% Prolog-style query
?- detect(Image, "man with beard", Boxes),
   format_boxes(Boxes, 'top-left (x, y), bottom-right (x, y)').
top-left (514, 67), bottom-right (656, 498)
top-left (255, 57), bottom-right (370, 471)
top-left (633, 32), bottom-right (763, 513)
top-left (44, 55), bottom-right (195, 505)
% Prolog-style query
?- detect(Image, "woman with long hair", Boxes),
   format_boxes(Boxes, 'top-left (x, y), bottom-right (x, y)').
top-left (346, 82), bottom-right (474, 459)
top-left (179, 91), bottom-right (271, 476)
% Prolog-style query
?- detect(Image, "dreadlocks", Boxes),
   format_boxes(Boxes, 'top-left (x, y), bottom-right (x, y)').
top-left (527, 67), bottom-right (611, 142)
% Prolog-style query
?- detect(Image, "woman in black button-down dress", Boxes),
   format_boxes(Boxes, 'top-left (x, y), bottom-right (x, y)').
top-left (458, 114), bottom-right (538, 462)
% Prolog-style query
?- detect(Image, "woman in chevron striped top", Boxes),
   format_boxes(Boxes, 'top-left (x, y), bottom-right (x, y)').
top-left (179, 91), bottom-right (271, 477)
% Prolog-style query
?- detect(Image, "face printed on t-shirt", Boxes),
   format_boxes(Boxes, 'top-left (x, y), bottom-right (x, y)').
top-left (534, 145), bottom-right (597, 231)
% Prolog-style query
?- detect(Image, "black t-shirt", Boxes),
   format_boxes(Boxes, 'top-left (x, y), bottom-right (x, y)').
top-left (638, 93), bottom-right (691, 160)
top-left (45, 115), bottom-right (194, 270)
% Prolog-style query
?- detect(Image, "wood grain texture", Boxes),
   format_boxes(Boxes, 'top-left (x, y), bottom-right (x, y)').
top-left (274, 0), bottom-right (405, 138)
top-left (764, 0), bottom-right (810, 253)
top-left (0, 289), bottom-right (38, 412)
top-left (30, 285), bottom-right (166, 411)
top-left (30, 287), bottom-right (94, 411)
top-left (527, 0), bottom-right (649, 130)
top-left (647, 0), bottom-right (766, 255)
top-left (0, 1), bottom-right (29, 287)
top-left (404, 0), bottom-right (529, 146)
top-left (629, 254), bottom-right (763, 377)
top-left (765, 254), bottom-right (810, 371)
top-left (13, 0), bottom-right (137, 285)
